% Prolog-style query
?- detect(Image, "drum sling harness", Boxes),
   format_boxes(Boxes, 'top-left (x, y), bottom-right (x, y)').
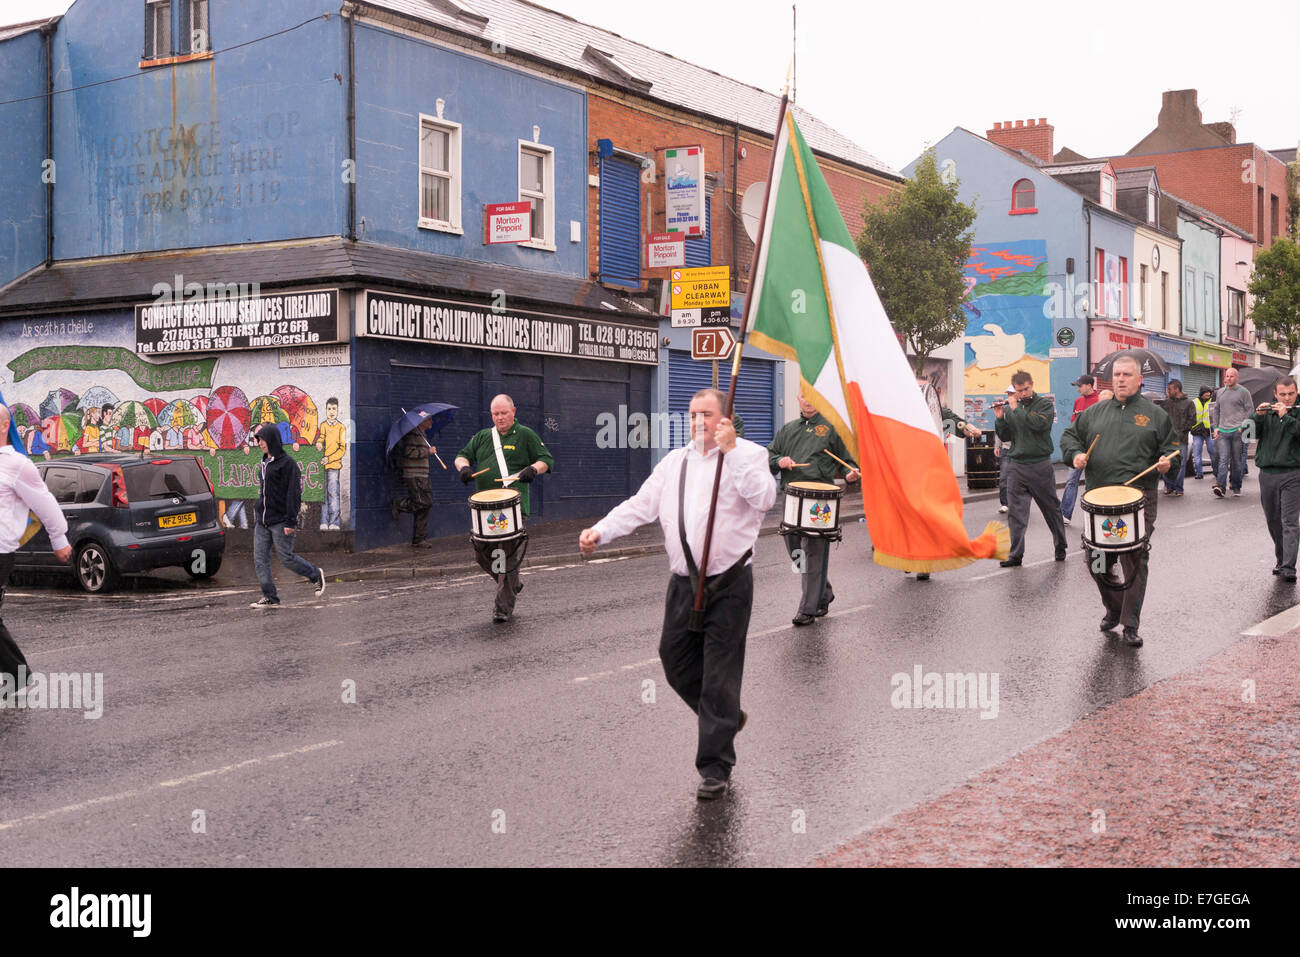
top-left (678, 454), bottom-right (751, 633)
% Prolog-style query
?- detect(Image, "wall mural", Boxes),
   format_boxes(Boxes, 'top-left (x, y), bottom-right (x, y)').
top-left (961, 240), bottom-right (1050, 428)
top-left (3, 316), bottom-right (350, 531)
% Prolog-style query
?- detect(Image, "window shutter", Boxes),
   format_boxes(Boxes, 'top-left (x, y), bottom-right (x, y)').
top-left (683, 192), bottom-right (712, 267)
top-left (667, 351), bottom-right (775, 447)
top-left (144, 3), bottom-right (154, 58)
top-left (598, 157), bottom-right (641, 288)
top-left (179, 0), bottom-right (190, 53)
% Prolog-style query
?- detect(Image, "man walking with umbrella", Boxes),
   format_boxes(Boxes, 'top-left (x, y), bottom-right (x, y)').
top-left (455, 395), bottom-right (553, 622)
top-left (392, 414), bottom-right (440, 548)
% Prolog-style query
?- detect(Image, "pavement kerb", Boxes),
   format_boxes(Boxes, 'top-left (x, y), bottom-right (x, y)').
top-left (309, 479), bottom-right (1026, 586)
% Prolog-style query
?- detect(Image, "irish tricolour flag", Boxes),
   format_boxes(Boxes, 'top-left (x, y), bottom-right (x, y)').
top-left (748, 111), bottom-right (1007, 572)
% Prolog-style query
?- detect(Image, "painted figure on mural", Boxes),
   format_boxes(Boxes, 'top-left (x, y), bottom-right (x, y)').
top-left (316, 398), bottom-right (346, 531)
top-left (76, 407), bottom-right (101, 455)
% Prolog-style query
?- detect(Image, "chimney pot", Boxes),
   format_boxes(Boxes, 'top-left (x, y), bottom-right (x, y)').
top-left (1029, 119), bottom-right (1037, 127)
top-left (992, 122), bottom-right (1001, 131)
top-left (1039, 117), bottom-right (1047, 125)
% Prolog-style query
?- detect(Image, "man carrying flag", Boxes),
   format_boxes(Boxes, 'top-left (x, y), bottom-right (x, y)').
top-left (746, 107), bottom-right (1007, 571)
top-left (0, 402), bottom-right (72, 692)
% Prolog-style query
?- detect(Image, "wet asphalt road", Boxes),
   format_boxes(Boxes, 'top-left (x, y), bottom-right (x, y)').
top-left (0, 481), bottom-right (1291, 867)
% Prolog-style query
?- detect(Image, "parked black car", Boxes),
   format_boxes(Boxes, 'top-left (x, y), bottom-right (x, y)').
top-left (16, 453), bottom-right (226, 593)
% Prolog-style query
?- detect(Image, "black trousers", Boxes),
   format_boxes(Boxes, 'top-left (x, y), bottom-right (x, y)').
top-left (659, 565), bottom-right (753, 781)
top-left (782, 532), bottom-right (833, 615)
top-left (0, 553), bottom-right (29, 681)
top-left (394, 475), bottom-right (433, 543)
top-left (1084, 488), bottom-right (1158, 631)
top-left (1007, 458), bottom-right (1068, 560)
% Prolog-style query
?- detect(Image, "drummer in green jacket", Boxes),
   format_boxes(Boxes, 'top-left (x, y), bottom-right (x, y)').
top-left (1059, 355), bottom-right (1179, 648)
top-left (455, 394), bottom-right (555, 622)
top-left (768, 391), bottom-right (860, 626)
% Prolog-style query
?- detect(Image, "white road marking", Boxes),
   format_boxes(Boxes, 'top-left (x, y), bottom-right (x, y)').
top-left (1174, 511), bottom-right (1240, 528)
top-left (967, 556), bottom-right (1060, 581)
top-left (569, 604), bottom-right (876, 684)
top-left (1241, 604), bottom-right (1300, 637)
top-left (0, 740), bottom-right (343, 832)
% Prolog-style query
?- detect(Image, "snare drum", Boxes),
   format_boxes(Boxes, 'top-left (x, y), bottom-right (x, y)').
top-left (778, 481), bottom-right (843, 540)
top-left (1079, 485), bottom-right (1147, 553)
top-left (469, 488), bottom-right (524, 538)
top-left (469, 488), bottom-right (527, 579)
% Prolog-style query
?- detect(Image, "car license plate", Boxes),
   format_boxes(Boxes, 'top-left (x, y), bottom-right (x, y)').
top-left (159, 512), bottom-right (197, 529)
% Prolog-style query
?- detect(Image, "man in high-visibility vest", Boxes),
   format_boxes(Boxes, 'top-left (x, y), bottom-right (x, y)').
top-left (1190, 386), bottom-right (1217, 479)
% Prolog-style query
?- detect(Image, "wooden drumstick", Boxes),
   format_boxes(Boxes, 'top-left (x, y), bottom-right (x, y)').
top-left (471, 467), bottom-right (490, 478)
top-left (1123, 449), bottom-right (1181, 486)
top-left (820, 449), bottom-right (857, 472)
top-left (790, 462), bottom-right (810, 468)
top-left (1084, 435), bottom-right (1100, 460)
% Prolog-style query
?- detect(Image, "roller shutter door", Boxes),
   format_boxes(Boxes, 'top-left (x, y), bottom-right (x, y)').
top-left (668, 350), bottom-right (774, 447)
top-left (599, 157), bottom-right (641, 288)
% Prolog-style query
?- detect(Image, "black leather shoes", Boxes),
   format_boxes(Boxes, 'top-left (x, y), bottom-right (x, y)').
top-left (1123, 628), bottom-right (1143, 647)
top-left (999, 558), bottom-right (1022, 567)
top-left (493, 611), bottom-right (510, 623)
top-left (1100, 617), bottom-right (1119, 632)
top-left (1055, 547), bottom-right (1067, 561)
top-left (1273, 565), bottom-right (1283, 575)
top-left (697, 777), bottom-right (728, 800)
top-left (916, 573), bottom-right (931, 581)
top-left (1285, 571), bottom-right (1297, 583)
top-left (792, 613), bottom-right (816, 626)
top-left (814, 594), bottom-right (835, 616)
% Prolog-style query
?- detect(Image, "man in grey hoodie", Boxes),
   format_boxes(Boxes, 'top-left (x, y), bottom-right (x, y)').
top-left (250, 424), bottom-right (326, 607)
top-left (1211, 368), bottom-right (1255, 498)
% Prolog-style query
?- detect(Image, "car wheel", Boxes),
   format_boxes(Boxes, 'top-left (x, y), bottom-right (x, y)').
top-left (186, 551), bottom-right (222, 580)
top-left (75, 541), bottom-right (119, 593)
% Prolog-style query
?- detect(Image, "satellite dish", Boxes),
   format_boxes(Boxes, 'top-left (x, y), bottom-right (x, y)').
top-left (740, 182), bottom-right (767, 243)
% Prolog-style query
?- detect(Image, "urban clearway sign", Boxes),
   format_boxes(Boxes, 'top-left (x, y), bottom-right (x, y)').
top-left (670, 266), bottom-right (731, 328)
top-left (691, 326), bottom-right (735, 361)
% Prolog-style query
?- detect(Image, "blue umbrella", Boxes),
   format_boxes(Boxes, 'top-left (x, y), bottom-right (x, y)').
top-left (386, 403), bottom-right (458, 457)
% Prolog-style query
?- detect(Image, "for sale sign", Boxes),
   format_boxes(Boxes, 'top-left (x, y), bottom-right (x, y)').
top-left (484, 201), bottom-right (533, 244)
top-left (646, 233), bottom-right (685, 268)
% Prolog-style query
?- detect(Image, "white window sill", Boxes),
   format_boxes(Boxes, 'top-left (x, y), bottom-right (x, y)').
top-left (519, 240), bottom-right (556, 252)
top-left (418, 220), bottom-right (464, 235)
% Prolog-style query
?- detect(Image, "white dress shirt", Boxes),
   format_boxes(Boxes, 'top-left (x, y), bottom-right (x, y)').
top-left (0, 444), bottom-right (69, 554)
top-left (592, 437), bottom-right (777, 577)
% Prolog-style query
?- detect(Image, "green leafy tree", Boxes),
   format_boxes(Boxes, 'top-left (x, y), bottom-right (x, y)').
top-left (1248, 237), bottom-right (1300, 366)
top-left (856, 148), bottom-right (976, 375)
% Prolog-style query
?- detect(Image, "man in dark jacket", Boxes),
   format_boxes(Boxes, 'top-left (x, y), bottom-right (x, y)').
top-left (1251, 376), bottom-right (1300, 581)
top-left (392, 418), bottom-right (436, 547)
top-left (994, 370), bottom-right (1068, 567)
top-left (1060, 355), bottom-right (1179, 647)
top-left (250, 424), bottom-right (325, 608)
top-left (1158, 380), bottom-right (1197, 497)
top-left (768, 391), bottom-right (860, 623)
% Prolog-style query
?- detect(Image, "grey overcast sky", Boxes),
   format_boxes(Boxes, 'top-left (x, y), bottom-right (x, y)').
top-left (3, 0), bottom-right (1297, 172)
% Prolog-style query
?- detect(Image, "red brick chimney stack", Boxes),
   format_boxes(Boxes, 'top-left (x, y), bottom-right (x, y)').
top-left (985, 117), bottom-right (1055, 164)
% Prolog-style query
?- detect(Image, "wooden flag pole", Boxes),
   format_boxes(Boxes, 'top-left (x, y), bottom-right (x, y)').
top-left (691, 92), bottom-right (791, 625)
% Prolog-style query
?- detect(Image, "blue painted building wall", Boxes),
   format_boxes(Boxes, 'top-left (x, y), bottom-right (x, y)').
top-left (50, 0), bottom-right (346, 259)
top-left (1178, 218), bottom-right (1221, 343)
top-left (0, 28), bottom-right (49, 285)
top-left (911, 129), bottom-right (1090, 450)
top-left (352, 22), bottom-right (588, 277)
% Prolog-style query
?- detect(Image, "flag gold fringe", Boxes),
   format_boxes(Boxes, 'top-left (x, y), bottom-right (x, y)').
top-left (871, 522), bottom-right (1011, 573)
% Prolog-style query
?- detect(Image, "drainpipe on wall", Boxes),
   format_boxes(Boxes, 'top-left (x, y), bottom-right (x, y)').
top-left (343, 4), bottom-right (357, 242)
top-left (731, 119), bottom-right (739, 290)
top-left (42, 20), bottom-right (54, 267)
top-left (1084, 205), bottom-right (1092, 373)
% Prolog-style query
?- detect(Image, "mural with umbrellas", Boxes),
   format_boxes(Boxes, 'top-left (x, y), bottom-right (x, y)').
top-left (207, 385), bottom-right (251, 449)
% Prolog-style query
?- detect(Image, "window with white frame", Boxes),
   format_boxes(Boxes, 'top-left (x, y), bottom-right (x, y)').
top-left (519, 143), bottom-right (554, 248)
top-left (419, 116), bottom-right (461, 231)
top-left (145, 0), bottom-right (171, 59)
top-left (1227, 288), bottom-right (1246, 340)
top-left (1100, 172), bottom-right (1115, 210)
top-left (187, 0), bottom-right (209, 53)
top-left (1147, 190), bottom-right (1156, 224)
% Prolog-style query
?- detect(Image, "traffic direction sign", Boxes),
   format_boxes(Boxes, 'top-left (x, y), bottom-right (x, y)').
top-left (691, 327), bottom-right (736, 361)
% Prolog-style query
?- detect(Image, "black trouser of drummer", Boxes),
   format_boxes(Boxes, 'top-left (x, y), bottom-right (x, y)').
top-left (659, 562), bottom-right (753, 782)
top-left (782, 532), bottom-right (833, 616)
top-left (1083, 487), bottom-right (1158, 631)
top-left (495, 563), bottom-right (523, 618)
